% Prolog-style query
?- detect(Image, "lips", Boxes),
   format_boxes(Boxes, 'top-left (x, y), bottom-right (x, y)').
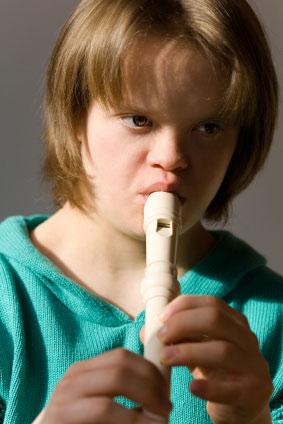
top-left (140, 182), bottom-right (186, 204)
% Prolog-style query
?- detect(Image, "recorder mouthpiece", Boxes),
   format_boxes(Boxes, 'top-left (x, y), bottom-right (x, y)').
top-left (143, 192), bottom-right (182, 269)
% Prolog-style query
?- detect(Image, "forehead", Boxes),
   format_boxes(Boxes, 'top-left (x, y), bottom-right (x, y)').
top-left (121, 37), bottom-right (227, 117)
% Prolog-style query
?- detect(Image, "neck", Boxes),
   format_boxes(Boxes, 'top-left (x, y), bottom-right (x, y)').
top-left (177, 222), bottom-right (216, 277)
top-left (62, 203), bottom-right (147, 271)
top-left (31, 203), bottom-right (215, 318)
top-left (38, 203), bottom-right (146, 288)
top-left (46, 203), bottom-right (214, 280)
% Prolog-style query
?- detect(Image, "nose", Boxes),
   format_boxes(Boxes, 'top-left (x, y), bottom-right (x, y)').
top-left (147, 130), bottom-right (189, 172)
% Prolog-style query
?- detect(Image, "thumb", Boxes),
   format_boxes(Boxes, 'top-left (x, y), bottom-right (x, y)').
top-left (139, 326), bottom-right (145, 345)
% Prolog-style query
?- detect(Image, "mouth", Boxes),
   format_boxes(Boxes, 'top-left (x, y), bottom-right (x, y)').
top-left (140, 183), bottom-right (186, 205)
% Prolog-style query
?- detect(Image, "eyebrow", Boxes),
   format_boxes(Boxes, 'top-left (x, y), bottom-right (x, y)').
top-left (110, 102), bottom-right (233, 126)
top-left (195, 115), bottom-right (228, 123)
top-left (112, 105), bottom-right (152, 116)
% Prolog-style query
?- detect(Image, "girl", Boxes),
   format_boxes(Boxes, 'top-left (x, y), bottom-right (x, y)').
top-left (0, 0), bottom-right (282, 423)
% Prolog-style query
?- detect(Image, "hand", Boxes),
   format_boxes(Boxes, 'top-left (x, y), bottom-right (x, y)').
top-left (32, 348), bottom-right (172, 424)
top-left (140, 295), bottom-right (273, 424)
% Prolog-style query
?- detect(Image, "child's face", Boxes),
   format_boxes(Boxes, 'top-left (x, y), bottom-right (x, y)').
top-left (80, 38), bottom-right (238, 239)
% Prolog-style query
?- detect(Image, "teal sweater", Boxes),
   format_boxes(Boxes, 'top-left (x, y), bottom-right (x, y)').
top-left (0, 215), bottom-right (283, 424)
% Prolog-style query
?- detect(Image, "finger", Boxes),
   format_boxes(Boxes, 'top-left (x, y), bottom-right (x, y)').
top-left (160, 295), bottom-right (250, 330)
top-left (59, 360), bottom-right (172, 417)
top-left (67, 348), bottom-right (165, 386)
top-left (189, 378), bottom-right (241, 403)
top-left (158, 307), bottom-right (258, 352)
top-left (60, 396), bottom-right (165, 424)
top-left (159, 340), bottom-right (248, 373)
top-left (190, 375), bottom-right (273, 405)
top-left (190, 377), bottom-right (273, 417)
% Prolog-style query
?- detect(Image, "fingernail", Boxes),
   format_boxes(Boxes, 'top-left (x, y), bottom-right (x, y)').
top-left (160, 346), bottom-right (175, 364)
top-left (157, 325), bottom-right (167, 342)
top-left (159, 307), bottom-right (170, 322)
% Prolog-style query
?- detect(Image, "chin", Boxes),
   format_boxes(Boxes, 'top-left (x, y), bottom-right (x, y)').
top-left (124, 220), bottom-right (146, 241)
top-left (130, 225), bottom-right (146, 241)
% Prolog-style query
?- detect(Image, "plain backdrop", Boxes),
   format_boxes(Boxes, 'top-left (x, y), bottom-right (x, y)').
top-left (0, 0), bottom-right (282, 274)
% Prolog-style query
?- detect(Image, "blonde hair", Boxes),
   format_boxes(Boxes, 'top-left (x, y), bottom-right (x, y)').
top-left (42, 0), bottom-right (279, 221)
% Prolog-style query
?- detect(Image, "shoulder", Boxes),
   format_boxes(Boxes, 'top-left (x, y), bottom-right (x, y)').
top-left (232, 256), bottom-right (283, 306)
top-left (204, 230), bottom-right (283, 306)
top-left (0, 215), bottom-right (55, 355)
top-left (246, 264), bottom-right (283, 289)
top-left (0, 214), bottom-right (50, 265)
top-left (212, 230), bottom-right (283, 287)
top-left (233, 264), bottom-right (283, 315)
top-left (0, 214), bottom-right (52, 305)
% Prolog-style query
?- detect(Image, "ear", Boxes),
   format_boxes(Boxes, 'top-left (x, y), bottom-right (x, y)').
top-left (76, 111), bottom-right (88, 143)
top-left (76, 128), bottom-right (87, 148)
top-left (76, 126), bottom-right (85, 144)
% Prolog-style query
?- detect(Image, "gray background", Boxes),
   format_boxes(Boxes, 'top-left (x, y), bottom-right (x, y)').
top-left (0, 0), bottom-right (282, 274)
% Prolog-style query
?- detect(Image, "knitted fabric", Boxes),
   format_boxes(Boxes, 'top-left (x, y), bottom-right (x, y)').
top-left (0, 215), bottom-right (282, 423)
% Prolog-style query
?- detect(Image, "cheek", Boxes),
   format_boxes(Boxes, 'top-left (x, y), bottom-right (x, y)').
top-left (208, 151), bottom-right (233, 178)
top-left (82, 129), bottom-right (122, 177)
top-left (191, 143), bottom-right (236, 191)
top-left (84, 131), bottom-right (147, 188)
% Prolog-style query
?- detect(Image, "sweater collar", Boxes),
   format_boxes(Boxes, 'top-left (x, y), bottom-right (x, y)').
top-left (0, 215), bottom-right (266, 323)
top-left (180, 230), bottom-right (266, 298)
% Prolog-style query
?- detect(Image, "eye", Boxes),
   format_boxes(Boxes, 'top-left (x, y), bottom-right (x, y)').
top-left (193, 122), bottom-right (222, 136)
top-left (122, 115), bottom-right (152, 128)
